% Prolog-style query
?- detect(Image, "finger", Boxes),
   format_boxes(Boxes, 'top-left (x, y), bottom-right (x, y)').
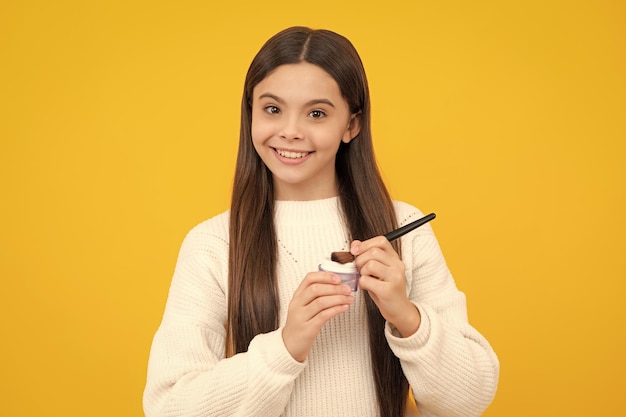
top-left (296, 289), bottom-right (354, 319)
top-left (301, 284), bottom-right (353, 315)
top-left (304, 293), bottom-right (354, 315)
top-left (351, 238), bottom-right (401, 270)
top-left (357, 274), bottom-right (386, 295)
top-left (354, 249), bottom-right (402, 276)
top-left (350, 236), bottom-right (390, 256)
top-left (358, 275), bottom-right (398, 307)
top-left (358, 259), bottom-right (388, 280)
top-left (298, 281), bottom-right (353, 308)
top-left (359, 258), bottom-right (406, 283)
top-left (287, 294), bottom-right (353, 341)
top-left (306, 301), bottom-right (352, 328)
top-left (293, 271), bottom-right (341, 298)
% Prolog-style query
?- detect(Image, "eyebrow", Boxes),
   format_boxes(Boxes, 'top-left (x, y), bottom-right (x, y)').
top-left (258, 93), bottom-right (336, 108)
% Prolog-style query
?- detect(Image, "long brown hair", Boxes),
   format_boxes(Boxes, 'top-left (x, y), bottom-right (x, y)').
top-left (226, 26), bottom-right (409, 416)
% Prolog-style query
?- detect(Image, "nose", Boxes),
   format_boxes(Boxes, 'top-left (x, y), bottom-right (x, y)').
top-left (279, 116), bottom-right (303, 141)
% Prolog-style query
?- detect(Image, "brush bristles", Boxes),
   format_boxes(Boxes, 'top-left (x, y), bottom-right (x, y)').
top-left (330, 251), bottom-right (355, 264)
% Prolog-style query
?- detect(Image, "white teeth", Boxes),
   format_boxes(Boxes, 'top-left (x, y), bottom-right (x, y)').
top-left (277, 149), bottom-right (309, 159)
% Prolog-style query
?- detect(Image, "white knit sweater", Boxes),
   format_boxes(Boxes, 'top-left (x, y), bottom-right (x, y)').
top-left (143, 198), bottom-right (499, 417)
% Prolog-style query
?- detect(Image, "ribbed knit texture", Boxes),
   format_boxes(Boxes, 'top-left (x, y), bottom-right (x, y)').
top-left (143, 197), bottom-right (499, 417)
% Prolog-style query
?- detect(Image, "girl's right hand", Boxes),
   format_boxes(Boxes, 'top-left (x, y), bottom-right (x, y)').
top-left (282, 271), bottom-right (354, 362)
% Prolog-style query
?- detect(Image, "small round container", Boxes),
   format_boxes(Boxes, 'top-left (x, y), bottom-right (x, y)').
top-left (319, 259), bottom-right (360, 293)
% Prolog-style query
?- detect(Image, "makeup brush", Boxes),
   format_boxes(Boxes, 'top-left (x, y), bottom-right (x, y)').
top-left (330, 212), bottom-right (437, 264)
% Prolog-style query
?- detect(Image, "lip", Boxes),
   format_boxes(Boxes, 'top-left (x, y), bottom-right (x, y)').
top-left (272, 147), bottom-right (313, 165)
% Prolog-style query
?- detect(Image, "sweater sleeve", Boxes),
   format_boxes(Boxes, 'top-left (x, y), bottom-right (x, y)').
top-left (143, 223), bottom-right (306, 417)
top-left (385, 205), bottom-right (500, 417)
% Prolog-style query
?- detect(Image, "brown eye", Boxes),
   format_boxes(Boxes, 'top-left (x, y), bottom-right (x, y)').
top-left (309, 110), bottom-right (326, 119)
top-left (264, 105), bottom-right (280, 114)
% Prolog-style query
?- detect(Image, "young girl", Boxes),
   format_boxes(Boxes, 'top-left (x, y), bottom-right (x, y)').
top-left (143, 27), bottom-right (499, 417)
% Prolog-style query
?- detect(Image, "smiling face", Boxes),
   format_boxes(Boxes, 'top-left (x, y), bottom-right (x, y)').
top-left (251, 62), bottom-right (361, 201)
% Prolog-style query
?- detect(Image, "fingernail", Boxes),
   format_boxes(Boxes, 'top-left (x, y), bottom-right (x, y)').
top-left (351, 242), bottom-right (361, 255)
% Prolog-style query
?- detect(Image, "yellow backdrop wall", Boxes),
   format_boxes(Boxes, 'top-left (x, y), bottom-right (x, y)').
top-left (1, 1), bottom-right (624, 415)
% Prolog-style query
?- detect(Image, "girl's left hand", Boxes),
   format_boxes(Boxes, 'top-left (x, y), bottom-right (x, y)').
top-left (351, 237), bottom-right (421, 337)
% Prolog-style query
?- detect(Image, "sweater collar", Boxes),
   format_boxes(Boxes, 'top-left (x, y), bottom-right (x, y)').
top-left (274, 197), bottom-right (343, 225)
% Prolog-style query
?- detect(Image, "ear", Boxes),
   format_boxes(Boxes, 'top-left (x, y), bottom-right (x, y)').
top-left (341, 112), bottom-right (362, 143)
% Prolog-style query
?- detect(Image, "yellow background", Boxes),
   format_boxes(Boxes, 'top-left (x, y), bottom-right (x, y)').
top-left (1, 0), bottom-right (624, 415)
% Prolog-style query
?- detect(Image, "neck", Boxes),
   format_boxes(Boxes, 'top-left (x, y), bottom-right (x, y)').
top-left (273, 177), bottom-right (339, 201)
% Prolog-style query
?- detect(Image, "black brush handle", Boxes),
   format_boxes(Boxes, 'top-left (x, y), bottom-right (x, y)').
top-left (384, 213), bottom-right (436, 242)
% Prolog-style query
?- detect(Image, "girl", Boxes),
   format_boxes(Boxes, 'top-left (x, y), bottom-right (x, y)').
top-left (143, 27), bottom-right (499, 417)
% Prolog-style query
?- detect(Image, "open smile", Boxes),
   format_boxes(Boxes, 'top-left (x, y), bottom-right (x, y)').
top-left (272, 147), bottom-right (312, 160)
